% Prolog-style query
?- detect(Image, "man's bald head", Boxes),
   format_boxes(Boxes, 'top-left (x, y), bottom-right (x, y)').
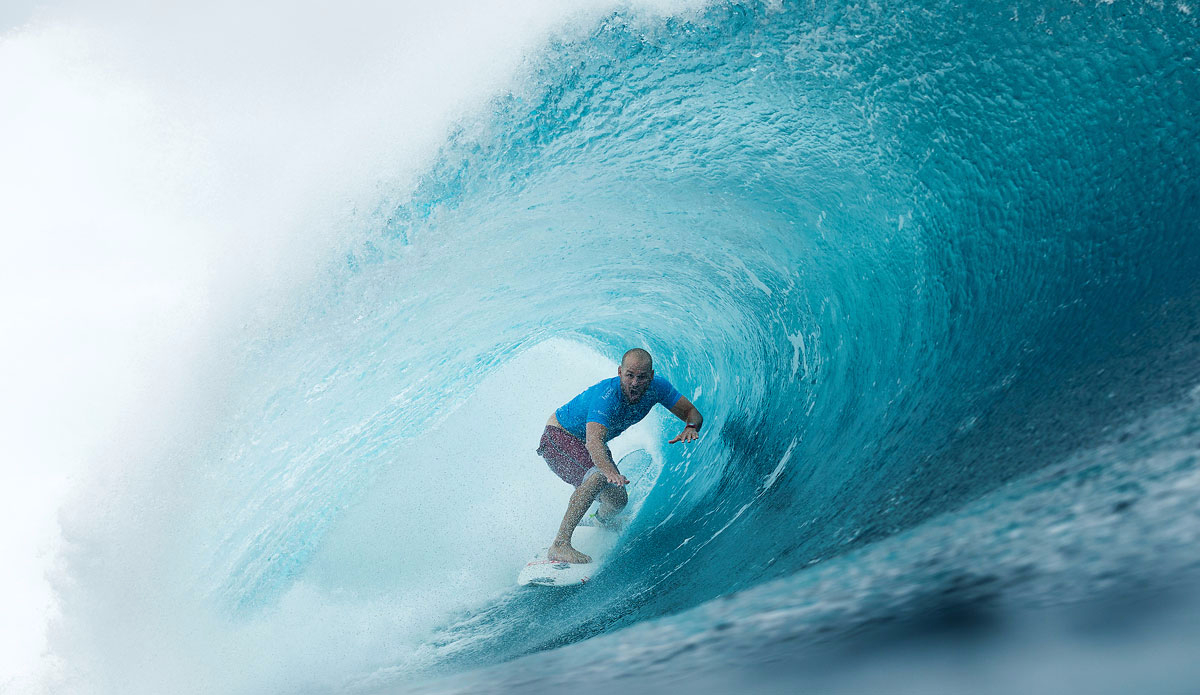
top-left (618, 348), bottom-right (654, 403)
top-left (621, 348), bottom-right (653, 370)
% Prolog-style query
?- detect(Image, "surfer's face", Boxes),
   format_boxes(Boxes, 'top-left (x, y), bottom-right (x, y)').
top-left (619, 358), bottom-right (653, 403)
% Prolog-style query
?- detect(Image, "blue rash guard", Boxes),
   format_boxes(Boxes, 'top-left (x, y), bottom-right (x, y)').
top-left (555, 375), bottom-right (683, 441)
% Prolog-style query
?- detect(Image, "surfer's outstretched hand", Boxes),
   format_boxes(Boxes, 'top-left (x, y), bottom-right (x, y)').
top-left (605, 471), bottom-right (630, 486)
top-left (669, 426), bottom-right (700, 444)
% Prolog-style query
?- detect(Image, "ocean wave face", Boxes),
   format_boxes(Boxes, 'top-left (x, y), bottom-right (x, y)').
top-left (14, 0), bottom-right (1200, 693)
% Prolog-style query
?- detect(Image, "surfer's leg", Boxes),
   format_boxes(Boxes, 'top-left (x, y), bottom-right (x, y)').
top-left (548, 471), bottom-right (607, 563)
top-left (596, 484), bottom-right (628, 523)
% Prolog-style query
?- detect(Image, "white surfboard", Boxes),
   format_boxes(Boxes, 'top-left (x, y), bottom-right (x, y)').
top-left (518, 449), bottom-right (655, 587)
top-left (517, 524), bottom-right (619, 586)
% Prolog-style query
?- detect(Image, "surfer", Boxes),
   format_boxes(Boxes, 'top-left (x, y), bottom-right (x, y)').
top-left (536, 348), bottom-right (703, 563)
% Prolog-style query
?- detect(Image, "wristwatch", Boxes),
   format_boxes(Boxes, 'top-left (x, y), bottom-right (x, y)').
top-left (685, 423), bottom-right (700, 431)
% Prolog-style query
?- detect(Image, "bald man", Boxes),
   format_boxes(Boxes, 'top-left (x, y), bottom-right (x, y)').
top-left (536, 348), bottom-right (703, 563)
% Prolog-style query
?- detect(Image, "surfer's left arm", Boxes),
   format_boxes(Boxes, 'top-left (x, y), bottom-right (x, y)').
top-left (667, 396), bottom-right (703, 444)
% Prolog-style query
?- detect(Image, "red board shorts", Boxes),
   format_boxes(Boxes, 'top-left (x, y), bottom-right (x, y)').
top-left (536, 425), bottom-right (599, 487)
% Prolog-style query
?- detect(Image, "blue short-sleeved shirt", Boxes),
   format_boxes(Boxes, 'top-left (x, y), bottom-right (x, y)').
top-left (556, 375), bottom-right (683, 441)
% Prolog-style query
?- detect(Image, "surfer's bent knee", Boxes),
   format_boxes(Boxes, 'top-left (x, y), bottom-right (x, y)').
top-left (579, 466), bottom-right (608, 490)
top-left (600, 484), bottom-right (627, 507)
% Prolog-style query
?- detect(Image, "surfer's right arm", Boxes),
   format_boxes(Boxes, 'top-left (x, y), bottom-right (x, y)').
top-left (585, 421), bottom-right (629, 486)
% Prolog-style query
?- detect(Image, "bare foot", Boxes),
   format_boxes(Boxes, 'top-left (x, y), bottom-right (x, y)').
top-left (548, 542), bottom-right (591, 564)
